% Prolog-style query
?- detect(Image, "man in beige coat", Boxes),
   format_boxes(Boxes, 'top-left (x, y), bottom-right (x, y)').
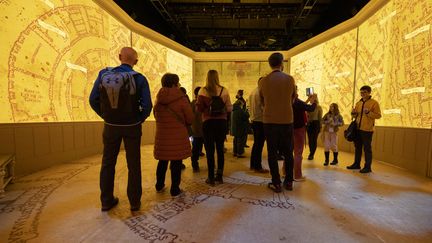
top-left (259, 52), bottom-right (296, 192)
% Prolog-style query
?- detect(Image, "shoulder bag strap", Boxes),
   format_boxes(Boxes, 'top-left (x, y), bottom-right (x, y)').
top-left (163, 103), bottom-right (186, 127)
top-left (218, 87), bottom-right (224, 96)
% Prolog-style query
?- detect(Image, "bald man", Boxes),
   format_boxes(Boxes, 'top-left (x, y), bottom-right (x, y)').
top-left (90, 47), bottom-right (152, 212)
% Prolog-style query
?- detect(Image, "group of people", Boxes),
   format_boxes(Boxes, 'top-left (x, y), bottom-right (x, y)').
top-left (89, 47), bottom-right (381, 211)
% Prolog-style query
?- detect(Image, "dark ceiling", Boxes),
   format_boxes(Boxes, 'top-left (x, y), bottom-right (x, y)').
top-left (114, 0), bottom-right (369, 52)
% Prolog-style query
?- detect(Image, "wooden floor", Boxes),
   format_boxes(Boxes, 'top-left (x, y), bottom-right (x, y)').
top-left (1, 138), bottom-right (431, 243)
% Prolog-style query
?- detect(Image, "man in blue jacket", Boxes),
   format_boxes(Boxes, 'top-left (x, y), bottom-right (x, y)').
top-left (89, 47), bottom-right (152, 212)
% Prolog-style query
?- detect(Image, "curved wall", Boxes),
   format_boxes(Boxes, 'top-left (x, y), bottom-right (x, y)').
top-left (0, 0), bottom-right (430, 177)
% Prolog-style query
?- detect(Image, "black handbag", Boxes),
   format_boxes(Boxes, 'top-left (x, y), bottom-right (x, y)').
top-left (344, 120), bottom-right (358, 142)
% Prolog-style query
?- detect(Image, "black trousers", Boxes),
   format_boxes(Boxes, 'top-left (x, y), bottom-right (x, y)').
top-left (264, 123), bottom-right (294, 185)
top-left (233, 134), bottom-right (247, 155)
top-left (191, 137), bottom-right (204, 169)
top-left (354, 130), bottom-right (373, 169)
top-left (203, 119), bottom-right (227, 179)
top-left (156, 160), bottom-right (182, 194)
top-left (100, 123), bottom-right (142, 206)
top-left (250, 121), bottom-right (265, 170)
top-left (306, 120), bottom-right (320, 157)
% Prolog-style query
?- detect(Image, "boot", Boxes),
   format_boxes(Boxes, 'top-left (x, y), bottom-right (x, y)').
top-left (324, 152), bottom-right (330, 166)
top-left (330, 152), bottom-right (338, 165)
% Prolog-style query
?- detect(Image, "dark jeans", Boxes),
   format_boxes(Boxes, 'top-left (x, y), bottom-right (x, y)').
top-left (100, 123), bottom-right (142, 206)
top-left (191, 136), bottom-right (204, 169)
top-left (203, 119), bottom-right (227, 180)
top-left (306, 120), bottom-right (320, 157)
top-left (156, 160), bottom-right (182, 194)
top-left (264, 123), bottom-right (294, 185)
top-left (233, 134), bottom-right (247, 156)
top-left (250, 121), bottom-right (265, 170)
top-left (354, 130), bottom-right (373, 169)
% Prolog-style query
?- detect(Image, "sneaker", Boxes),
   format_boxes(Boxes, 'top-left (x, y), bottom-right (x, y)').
top-left (330, 160), bottom-right (338, 165)
top-left (254, 168), bottom-right (270, 173)
top-left (294, 176), bottom-right (306, 182)
top-left (155, 184), bottom-right (165, 193)
top-left (307, 155), bottom-right (313, 160)
top-left (181, 163), bottom-right (186, 170)
top-left (283, 181), bottom-right (293, 191)
top-left (244, 145), bottom-right (250, 148)
top-left (267, 183), bottom-right (282, 193)
top-left (347, 164), bottom-right (361, 170)
top-left (359, 167), bottom-right (372, 173)
top-left (199, 152), bottom-right (205, 157)
top-left (130, 202), bottom-right (141, 211)
top-left (215, 175), bottom-right (224, 184)
top-left (101, 197), bottom-right (119, 211)
top-left (171, 189), bottom-right (184, 197)
top-left (324, 161), bottom-right (329, 166)
top-left (205, 178), bottom-right (215, 186)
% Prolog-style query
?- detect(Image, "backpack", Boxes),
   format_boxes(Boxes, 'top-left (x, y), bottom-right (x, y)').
top-left (344, 120), bottom-right (358, 142)
top-left (208, 87), bottom-right (226, 116)
top-left (99, 67), bottom-right (139, 124)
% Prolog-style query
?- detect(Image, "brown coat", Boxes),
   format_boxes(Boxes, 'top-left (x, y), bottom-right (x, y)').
top-left (259, 70), bottom-right (296, 124)
top-left (154, 87), bottom-right (194, 160)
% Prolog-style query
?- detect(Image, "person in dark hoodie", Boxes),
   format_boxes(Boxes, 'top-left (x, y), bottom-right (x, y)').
top-left (153, 73), bottom-right (193, 197)
top-left (190, 86), bottom-right (204, 172)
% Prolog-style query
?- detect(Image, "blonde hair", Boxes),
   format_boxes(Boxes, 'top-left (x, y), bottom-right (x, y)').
top-left (205, 70), bottom-right (222, 96)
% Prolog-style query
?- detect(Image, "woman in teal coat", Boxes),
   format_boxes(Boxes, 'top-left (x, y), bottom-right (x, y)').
top-left (231, 99), bottom-right (250, 157)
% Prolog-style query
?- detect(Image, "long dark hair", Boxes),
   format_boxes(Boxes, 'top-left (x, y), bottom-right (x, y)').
top-left (329, 103), bottom-right (340, 115)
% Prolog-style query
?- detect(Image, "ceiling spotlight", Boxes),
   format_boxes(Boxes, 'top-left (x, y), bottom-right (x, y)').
top-left (262, 37), bottom-right (277, 46)
top-left (204, 38), bottom-right (217, 46)
top-left (232, 38), bottom-right (246, 46)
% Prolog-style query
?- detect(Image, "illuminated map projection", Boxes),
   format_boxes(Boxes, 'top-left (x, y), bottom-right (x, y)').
top-left (132, 33), bottom-right (193, 121)
top-left (194, 61), bottom-right (275, 102)
top-left (291, 29), bottom-right (357, 122)
top-left (132, 33), bottom-right (168, 105)
top-left (167, 49), bottom-right (193, 98)
top-left (357, 0), bottom-right (432, 128)
top-left (0, 0), bottom-right (130, 122)
top-left (0, 0), bottom-right (192, 123)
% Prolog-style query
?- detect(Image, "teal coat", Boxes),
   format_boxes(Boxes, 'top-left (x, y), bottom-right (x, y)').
top-left (230, 100), bottom-right (250, 137)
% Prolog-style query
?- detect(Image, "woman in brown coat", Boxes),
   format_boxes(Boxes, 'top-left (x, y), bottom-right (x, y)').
top-left (154, 73), bottom-right (193, 197)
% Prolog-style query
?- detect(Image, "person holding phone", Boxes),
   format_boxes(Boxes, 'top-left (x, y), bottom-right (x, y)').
top-left (292, 87), bottom-right (317, 181)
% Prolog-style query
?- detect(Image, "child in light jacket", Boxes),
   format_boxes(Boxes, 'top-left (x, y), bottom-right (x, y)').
top-left (322, 103), bottom-right (344, 166)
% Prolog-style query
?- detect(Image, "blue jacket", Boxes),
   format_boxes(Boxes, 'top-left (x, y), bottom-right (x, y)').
top-left (89, 64), bottom-right (152, 125)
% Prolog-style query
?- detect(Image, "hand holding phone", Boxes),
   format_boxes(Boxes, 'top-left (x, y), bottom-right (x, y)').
top-left (306, 87), bottom-right (314, 96)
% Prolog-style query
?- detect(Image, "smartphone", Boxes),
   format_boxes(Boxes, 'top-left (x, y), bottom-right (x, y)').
top-left (306, 87), bottom-right (314, 96)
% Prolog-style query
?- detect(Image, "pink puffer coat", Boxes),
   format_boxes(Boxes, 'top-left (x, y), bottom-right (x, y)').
top-left (153, 87), bottom-right (193, 160)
